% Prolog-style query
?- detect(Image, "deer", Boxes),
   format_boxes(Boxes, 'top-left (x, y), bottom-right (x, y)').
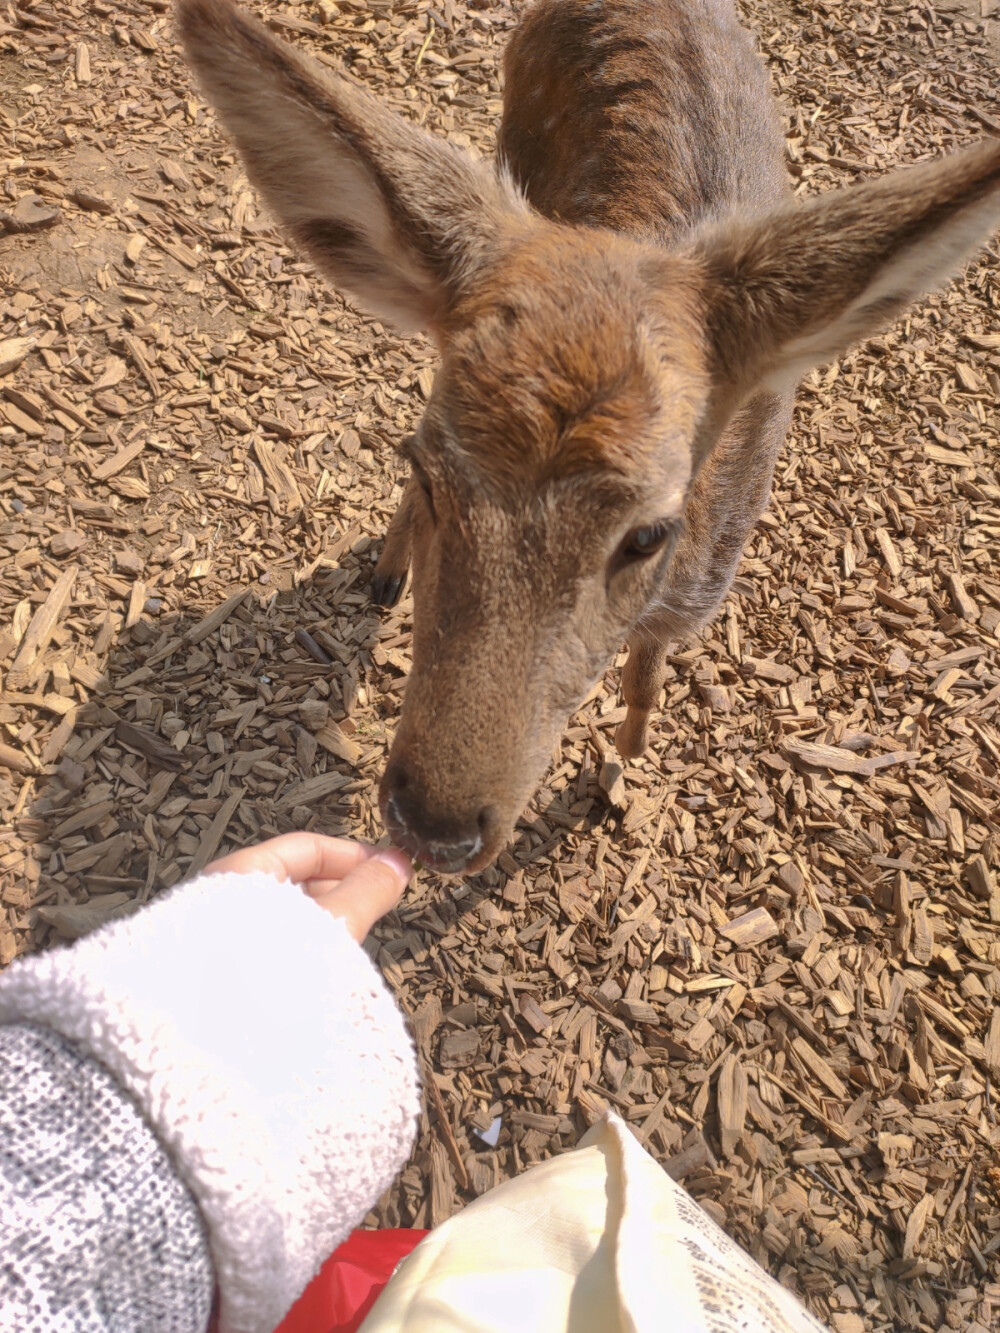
top-left (178, 0), bottom-right (1000, 875)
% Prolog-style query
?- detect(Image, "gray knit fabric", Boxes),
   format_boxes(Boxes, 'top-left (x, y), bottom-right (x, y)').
top-left (0, 1021), bottom-right (213, 1333)
top-left (0, 871), bottom-right (422, 1333)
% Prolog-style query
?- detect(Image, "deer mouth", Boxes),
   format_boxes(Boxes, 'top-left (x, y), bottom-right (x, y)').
top-left (381, 790), bottom-right (492, 876)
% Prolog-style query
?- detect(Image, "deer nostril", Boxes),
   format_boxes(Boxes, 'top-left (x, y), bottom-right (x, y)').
top-left (384, 762), bottom-right (408, 793)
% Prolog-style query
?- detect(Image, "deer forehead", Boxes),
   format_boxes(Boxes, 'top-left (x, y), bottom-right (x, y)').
top-left (427, 257), bottom-right (707, 495)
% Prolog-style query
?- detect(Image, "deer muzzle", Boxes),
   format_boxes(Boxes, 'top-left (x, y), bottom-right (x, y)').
top-left (379, 761), bottom-right (504, 874)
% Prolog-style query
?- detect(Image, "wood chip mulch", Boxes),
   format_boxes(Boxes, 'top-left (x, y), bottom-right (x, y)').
top-left (2, 1), bottom-right (1000, 1329)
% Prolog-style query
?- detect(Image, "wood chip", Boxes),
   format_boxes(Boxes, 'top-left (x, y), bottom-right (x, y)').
top-left (1, 195), bottom-right (61, 233)
top-left (38, 895), bottom-right (137, 939)
top-left (7, 566), bottom-right (77, 689)
top-left (718, 907), bottom-right (780, 947)
top-left (0, 336), bottom-right (35, 376)
top-left (90, 438), bottom-right (146, 481)
top-left (253, 436), bottom-right (303, 512)
top-left (874, 528), bottom-right (903, 578)
top-left (781, 738), bottom-right (919, 777)
top-left (717, 1054), bottom-right (748, 1157)
top-left (184, 590), bottom-right (250, 644)
top-left (75, 42), bottom-right (91, 84)
top-left (186, 788), bottom-right (246, 878)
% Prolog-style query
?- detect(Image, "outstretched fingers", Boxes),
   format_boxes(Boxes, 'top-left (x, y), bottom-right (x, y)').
top-left (206, 831), bottom-right (374, 888)
top-left (204, 832), bottom-right (414, 942)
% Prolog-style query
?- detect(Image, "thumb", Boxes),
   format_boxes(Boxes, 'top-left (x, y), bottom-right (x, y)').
top-left (312, 847), bottom-right (413, 942)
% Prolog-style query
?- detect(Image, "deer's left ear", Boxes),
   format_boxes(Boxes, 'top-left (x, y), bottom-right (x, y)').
top-left (695, 139), bottom-right (1000, 397)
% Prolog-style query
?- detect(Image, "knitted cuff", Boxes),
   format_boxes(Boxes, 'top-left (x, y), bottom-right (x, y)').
top-left (0, 870), bottom-right (421, 1333)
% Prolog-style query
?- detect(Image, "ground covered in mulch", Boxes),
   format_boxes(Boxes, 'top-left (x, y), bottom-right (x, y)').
top-left (3, 0), bottom-right (1000, 1328)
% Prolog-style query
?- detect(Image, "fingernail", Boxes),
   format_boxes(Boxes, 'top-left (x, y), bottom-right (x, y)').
top-left (371, 846), bottom-right (413, 883)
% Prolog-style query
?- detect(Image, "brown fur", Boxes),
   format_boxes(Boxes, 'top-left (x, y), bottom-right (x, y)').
top-left (441, 230), bottom-right (709, 488)
top-left (178, 0), bottom-right (1000, 873)
top-left (499, 0), bottom-right (788, 236)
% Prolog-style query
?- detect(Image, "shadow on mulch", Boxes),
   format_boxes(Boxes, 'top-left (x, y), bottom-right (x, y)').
top-left (23, 570), bottom-right (400, 922)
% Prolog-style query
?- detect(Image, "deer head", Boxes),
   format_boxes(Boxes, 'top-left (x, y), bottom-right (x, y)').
top-left (179, 0), bottom-right (1000, 873)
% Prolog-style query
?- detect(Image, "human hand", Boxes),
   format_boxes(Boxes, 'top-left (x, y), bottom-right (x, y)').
top-left (205, 833), bottom-right (413, 942)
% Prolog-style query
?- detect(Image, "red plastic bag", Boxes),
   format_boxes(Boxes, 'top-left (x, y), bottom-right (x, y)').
top-left (273, 1229), bottom-right (429, 1333)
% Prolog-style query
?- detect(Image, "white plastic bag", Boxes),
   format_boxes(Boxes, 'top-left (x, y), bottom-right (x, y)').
top-left (361, 1111), bottom-right (829, 1333)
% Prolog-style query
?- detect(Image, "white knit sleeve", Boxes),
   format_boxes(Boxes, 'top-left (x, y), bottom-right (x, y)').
top-left (0, 869), bottom-right (421, 1333)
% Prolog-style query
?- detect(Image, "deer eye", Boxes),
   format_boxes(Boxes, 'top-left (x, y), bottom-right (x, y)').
top-left (621, 520), bottom-right (677, 561)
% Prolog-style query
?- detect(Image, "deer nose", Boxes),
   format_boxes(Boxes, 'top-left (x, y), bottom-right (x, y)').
top-left (380, 765), bottom-right (499, 874)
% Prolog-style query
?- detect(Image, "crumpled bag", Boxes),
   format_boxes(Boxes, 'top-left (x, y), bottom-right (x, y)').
top-left (360, 1112), bottom-right (830, 1333)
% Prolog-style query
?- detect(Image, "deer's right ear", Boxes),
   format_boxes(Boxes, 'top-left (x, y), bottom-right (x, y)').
top-left (696, 139), bottom-right (1000, 400)
top-left (178, 0), bottom-right (525, 333)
